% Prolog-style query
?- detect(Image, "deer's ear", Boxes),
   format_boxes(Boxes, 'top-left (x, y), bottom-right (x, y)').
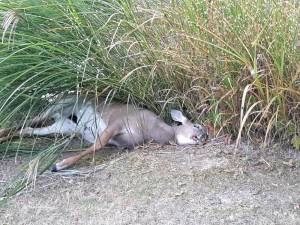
top-left (170, 110), bottom-right (188, 124)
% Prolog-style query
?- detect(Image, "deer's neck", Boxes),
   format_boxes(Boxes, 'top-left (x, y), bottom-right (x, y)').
top-left (171, 125), bottom-right (187, 145)
top-left (169, 126), bottom-right (176, 143)
top-left (170, 125), bottom-right (179, 144)
top-left (152, 123), bottom-right (176, 145)
top-left (165, 125), bottom-right (179, 144)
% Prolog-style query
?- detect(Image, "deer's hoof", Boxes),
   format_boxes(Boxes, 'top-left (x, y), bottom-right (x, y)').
top-left (51, 164), bottom-right (58, 172)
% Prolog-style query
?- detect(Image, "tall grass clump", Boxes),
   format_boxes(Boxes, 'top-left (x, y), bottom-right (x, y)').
top-left (135, 0), bottom-right (300, 145)
top-left (0, 0), bottom-right (299, 199)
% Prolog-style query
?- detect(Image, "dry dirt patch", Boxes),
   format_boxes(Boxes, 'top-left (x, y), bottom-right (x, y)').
top-left (0, 143), bottom-right (300, 225)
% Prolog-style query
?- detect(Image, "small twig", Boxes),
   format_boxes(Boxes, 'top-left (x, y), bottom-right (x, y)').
top-left (261, 158), bottom-right (271, 168)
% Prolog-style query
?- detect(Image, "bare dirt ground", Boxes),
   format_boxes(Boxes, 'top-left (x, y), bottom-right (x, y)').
top-left (0, 141), bottom-right (300, 225)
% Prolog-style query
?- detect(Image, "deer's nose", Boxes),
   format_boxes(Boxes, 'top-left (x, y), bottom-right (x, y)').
top-left (201, 132), bottom-right (209, 142)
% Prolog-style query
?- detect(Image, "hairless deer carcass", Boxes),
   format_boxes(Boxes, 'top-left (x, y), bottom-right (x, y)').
top-left (0, 95), bottom-right (208, 172)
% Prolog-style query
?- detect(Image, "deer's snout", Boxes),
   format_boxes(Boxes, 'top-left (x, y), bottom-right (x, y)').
top-left (200, 132), bottom-right (209, 143)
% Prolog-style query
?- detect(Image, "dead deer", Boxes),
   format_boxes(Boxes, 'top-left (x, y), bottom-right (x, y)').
top-left (0, 95), bottom-right (208, 172)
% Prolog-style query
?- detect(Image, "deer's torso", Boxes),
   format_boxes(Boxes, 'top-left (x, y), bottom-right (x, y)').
top-left (48, 96), bottom-right (175, 148)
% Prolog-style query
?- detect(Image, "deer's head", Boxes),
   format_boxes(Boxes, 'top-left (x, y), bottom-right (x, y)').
top-left (171, 110), bottom-right (208, 145)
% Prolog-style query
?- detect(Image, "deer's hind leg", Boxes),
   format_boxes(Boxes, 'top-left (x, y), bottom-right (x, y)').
top-left (20, 118), bottom-right (77, 137)
top-left (0, 114), bottom-right (60, 142)
top-left (0, 128), bottom-right (18, 143)
top-left (0, 118), bottom-right (77, 144)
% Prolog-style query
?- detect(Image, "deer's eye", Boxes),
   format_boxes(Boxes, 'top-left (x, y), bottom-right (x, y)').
top-left (192, 135), bottom-right (198, 140)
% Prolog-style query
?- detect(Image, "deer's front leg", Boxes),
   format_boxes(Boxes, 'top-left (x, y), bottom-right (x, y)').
top-left (52, 125), bottom-right (120, 172)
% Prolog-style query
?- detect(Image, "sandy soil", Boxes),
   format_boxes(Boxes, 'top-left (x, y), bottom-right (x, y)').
top-left (0, 141), bottom-right (299, 225)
